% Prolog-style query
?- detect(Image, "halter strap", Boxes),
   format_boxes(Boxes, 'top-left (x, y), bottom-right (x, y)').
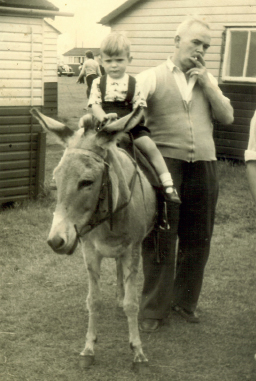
top-left (99, 74), bottom-right (136, 103)
top-left (74, 136), bottom-right (139, 239)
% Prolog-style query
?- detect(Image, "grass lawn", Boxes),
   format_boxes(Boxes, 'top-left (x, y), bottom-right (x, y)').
top-left (1, 77), bottom-right (256, 381)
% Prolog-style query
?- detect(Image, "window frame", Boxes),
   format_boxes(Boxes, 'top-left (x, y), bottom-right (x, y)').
top-left (70, 56), bottom-right (84, 64)
top-left (222, 27), bottom-right (256, 83)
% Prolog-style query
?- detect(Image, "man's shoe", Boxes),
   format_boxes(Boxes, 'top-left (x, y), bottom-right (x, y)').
top-left (139, 319), bottom-right (161, 332)
top-left (172, 306), bottom-right (200, 323)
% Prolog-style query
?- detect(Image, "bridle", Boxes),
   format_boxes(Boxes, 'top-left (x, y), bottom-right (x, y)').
top-left (68, 142), bottom-right (139, 241)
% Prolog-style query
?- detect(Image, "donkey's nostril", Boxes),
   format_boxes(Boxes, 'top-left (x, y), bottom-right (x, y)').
top-left (47, 236), bottom-right (65, 251)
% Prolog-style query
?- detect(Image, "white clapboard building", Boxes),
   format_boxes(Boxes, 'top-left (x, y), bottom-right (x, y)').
top-left (100, 0), bottom-right (256, 160)
top-left (0, 0), bottom-right (72, 204)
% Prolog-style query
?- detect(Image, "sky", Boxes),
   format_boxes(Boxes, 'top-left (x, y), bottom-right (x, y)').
top-left (47, 0), bottom-right (127, 55)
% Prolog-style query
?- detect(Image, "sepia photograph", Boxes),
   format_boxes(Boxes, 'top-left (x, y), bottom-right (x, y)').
top-left (1, 0), bottom-right (256, 380)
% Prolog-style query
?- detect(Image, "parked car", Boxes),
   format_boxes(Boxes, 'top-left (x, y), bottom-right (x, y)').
top-left (58, 65), bottom-right (74, 77)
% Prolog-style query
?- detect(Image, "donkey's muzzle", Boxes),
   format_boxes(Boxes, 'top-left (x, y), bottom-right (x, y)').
top-left (47, 234), bottom-right (78, 255)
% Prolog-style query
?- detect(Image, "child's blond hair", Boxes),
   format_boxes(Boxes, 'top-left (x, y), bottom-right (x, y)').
top-left (100, 32), bottom-right (131, 57)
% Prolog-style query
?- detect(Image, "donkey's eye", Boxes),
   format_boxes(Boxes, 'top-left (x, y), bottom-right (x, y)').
top-left (78, 180), bottom-right (93, 190)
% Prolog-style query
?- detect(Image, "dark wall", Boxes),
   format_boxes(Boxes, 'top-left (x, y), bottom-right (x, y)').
top-left (0, 106), bottom-right (46, 204)
top-left (43, 82), bottom-right (58, 117)
top-left (214, 84), bottom-right (256, 160)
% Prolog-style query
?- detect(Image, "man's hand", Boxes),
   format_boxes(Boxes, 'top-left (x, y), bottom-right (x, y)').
top-left (186, 55), bottom-right (210, 87)
top-left (76, 75), bottom-right (84, 84)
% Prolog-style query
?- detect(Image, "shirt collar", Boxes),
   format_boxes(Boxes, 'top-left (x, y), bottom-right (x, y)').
top-left (107, 73), bottom-right (128, 84)
top-left (166, 57), bottom-right (181, 73)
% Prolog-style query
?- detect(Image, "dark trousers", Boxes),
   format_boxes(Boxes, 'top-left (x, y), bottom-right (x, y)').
top-left (86, 74), bottom-right (98, 98)
top-left (140, 159), bottom-right (219, 319)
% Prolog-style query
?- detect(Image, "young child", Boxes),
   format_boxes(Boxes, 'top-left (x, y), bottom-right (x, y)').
top-left (88, 32), bottom-right (180, 204)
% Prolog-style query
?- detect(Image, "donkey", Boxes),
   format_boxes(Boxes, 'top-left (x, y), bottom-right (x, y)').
top-left (31, 108), bottom-right (157, 372)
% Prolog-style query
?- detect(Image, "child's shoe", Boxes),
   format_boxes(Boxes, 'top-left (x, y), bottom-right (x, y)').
top-left (165, 187), bottom-right (181, 204)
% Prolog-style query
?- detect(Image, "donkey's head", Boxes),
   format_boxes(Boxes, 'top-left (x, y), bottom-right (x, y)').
top-left (30, 108), bottom-right (143, 255)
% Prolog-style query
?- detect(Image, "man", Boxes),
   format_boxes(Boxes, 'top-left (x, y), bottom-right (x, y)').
top-left (245, 110), bottom-right (256, 363)
top-left (245, 110), bottom-right (256, 201)
top-left (137, 17), bottom-right (234, 332)
top-left (77, 50), bottom-right (101, 101)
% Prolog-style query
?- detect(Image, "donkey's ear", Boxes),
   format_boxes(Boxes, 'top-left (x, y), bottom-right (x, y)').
top-left (97, 106), bottom-right (144, 134)
top-left (95, 107), bottom-right (145, 147)
top-left (30, 108), bottom-right (74, 145)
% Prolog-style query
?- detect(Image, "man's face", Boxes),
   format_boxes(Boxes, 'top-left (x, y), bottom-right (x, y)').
top-left (174, 23), bottom-right (211, 72)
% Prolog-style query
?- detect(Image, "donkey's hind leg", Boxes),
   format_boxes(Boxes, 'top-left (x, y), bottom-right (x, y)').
top-left (80, 252), bottom-right (102, 368)
top-left (121, 248), bottom-right (148, 371)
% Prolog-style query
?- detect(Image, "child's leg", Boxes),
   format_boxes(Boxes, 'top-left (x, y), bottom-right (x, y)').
top-left (135, 136), bottom-right (169, 176)
top-left (135, 136), bottom-right (181, 203)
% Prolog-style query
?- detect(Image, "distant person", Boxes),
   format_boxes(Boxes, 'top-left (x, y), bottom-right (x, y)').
top-left (245, 109), bottom-right (256, 202)
top-left (95, 55), bottom-right (105, 75)
top-left (77, 50), bottom-right (101, 100)
top-left (87, 32), bottom-right (180, 203)
top-left (78, 62), bottom-right (85, 83)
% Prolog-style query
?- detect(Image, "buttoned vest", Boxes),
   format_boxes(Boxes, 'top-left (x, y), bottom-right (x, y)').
top-left (144, 63), bottom-right (216, 162)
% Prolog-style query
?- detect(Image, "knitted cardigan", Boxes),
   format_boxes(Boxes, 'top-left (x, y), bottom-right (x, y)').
top-left (144, 62), bottom-right (217, 162)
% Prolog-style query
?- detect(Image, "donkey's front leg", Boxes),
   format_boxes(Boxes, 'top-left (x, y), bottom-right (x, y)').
top-left (116, 257), bottom-right (124, 308)
top-left (121, 249), bottom-right (149, 372)
top-left (80, 252), bottom-right (102, 368)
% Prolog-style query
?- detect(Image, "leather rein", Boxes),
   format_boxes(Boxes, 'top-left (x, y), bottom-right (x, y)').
top-left (73, 138), bottom-right (139, 241)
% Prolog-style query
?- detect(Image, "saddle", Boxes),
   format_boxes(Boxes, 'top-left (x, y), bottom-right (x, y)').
top-left (118, 133), bottom-right (161, 189)
top-left (119, 134), bottom-right (170, 235)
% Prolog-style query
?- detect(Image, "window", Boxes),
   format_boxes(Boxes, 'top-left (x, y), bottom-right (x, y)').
top-left (222, 28), bottom-right (256, 82)
top-left (73, 57), bottom-right (84, 64)
top-left (68, 56), bottom-right (73, 64)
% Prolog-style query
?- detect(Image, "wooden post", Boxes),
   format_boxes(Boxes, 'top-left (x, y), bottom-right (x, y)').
top-left (35, 132), bottom-right (46, 197)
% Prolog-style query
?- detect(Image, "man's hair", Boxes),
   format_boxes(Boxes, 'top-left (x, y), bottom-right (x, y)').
top-left (85, 50), bottom-right (94, 59)
top-left (100, 32), bottom-right (130, 57)
top-left (175, 17), bottom-right (211, 37)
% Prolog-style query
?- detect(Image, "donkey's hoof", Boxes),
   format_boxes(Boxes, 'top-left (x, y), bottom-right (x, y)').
top-left (132, 361), bottom-right (149, 374)
top-left (79, 355), bottom-right (95, 368)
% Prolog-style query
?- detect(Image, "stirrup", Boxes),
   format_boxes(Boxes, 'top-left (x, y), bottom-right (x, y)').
top-left (157, 201), bottom-right (170, 231)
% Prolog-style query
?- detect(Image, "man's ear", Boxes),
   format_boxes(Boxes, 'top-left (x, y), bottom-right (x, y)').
top-left (128, 55), bottom-right (133, 64)
top-left (174, 35), bottom-right (180, 48)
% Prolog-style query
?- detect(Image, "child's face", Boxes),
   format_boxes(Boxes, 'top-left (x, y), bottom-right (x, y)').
top-left (101, 52), bottom-right (132, 79)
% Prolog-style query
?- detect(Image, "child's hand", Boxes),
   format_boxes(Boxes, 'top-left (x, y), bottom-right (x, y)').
top-left (96, 113), bottom-right (119, 132)
top-left (103, 113), bottom-right (118, 124)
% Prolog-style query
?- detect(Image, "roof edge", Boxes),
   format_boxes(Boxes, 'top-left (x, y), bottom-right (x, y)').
top-left (63, 47), bottom-right (100, 56)
top-left (0, 6), bottom-right (73, 17)
top-left (99, 0), bottom-right (141, 26)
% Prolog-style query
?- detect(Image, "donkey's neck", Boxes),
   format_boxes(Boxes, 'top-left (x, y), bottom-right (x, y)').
top-left (107, 147), bottom-right (136, 212)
